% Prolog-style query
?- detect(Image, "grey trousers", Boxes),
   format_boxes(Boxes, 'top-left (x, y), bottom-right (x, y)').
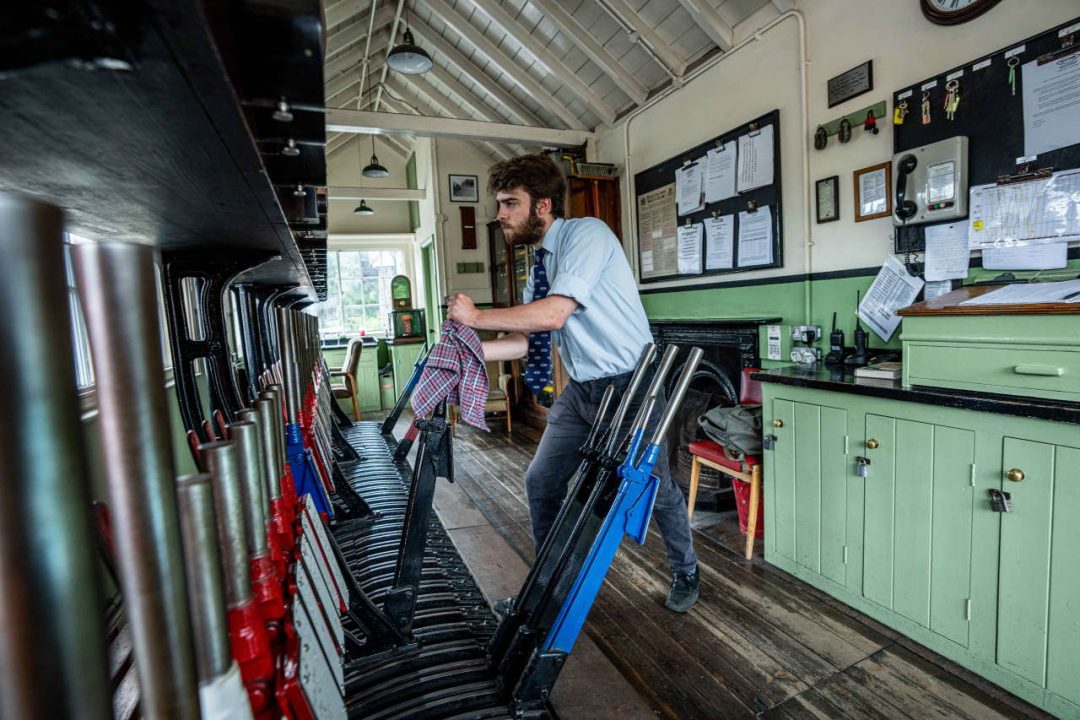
top-left (523, 370), bottom-right (699, 573)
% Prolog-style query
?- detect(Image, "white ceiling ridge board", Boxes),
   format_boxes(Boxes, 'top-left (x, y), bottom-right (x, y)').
top-left (467, 0), bottom-right (617, 125)
top-left (384, 77), bottom-right (512, 162)
top-left (526, 0), bottom-right (648, 106)
top-left (595, 0), bottom-right (687, 79)
top-left (329, 186), bottom-right (426, 201)
top-left (422, 0), bottom-right (588, 131)
top-left (676, 0), bottom-right (734, 51)
top-left (408, 18), bottom-right (545, 128)
top-left (326, 107), bottom-right (594, 146)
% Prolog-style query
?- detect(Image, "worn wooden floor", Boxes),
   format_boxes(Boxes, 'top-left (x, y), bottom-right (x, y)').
top-left (384, 411), bottom-right (1052, 720)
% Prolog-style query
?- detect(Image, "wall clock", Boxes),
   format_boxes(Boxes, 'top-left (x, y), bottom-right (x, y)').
top-left (921, 0), bottom-right (1004, 25)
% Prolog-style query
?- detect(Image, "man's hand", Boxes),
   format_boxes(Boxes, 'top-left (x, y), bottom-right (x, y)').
top-left (447, 292), bottom-right (481, 327)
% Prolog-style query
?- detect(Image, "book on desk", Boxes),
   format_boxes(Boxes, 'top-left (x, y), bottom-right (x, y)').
top-left (854, 361), bottom-right (903, 380)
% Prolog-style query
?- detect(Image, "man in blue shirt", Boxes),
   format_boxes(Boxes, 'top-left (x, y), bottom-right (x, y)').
top-left (448, 154), bottom-right (699, 612)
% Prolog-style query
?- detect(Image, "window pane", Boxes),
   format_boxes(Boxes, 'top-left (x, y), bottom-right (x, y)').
top-left (318, 248), bottom-right (406, 337)
top-left (338, 251), bottom-right (361, 277)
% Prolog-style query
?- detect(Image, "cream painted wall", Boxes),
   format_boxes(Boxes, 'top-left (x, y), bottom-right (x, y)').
top-left (433, 139), bottom-right (499, 304)
top-left (597, 1), bottom-right (1080, 286)
top-left (326, 134), bottom-right (413, 234)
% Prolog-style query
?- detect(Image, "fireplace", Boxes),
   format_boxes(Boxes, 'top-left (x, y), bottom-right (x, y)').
top-left (650, 318), bottom-right (779, 509)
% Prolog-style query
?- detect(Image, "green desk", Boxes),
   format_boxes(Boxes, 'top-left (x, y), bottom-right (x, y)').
top-left (322, 340), bottom-right (382, 415)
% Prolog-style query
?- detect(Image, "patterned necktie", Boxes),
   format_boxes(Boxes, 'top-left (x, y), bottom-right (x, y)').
top-left (524, 247), bottom-right (552, 398)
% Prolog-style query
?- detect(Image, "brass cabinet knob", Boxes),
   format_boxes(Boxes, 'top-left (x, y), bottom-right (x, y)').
top-left (866, 439), bottom-right (879, 450)
top-left (773, 419), bottom-right (784, 428)
top-left (1006, 468), bottom-right (1025, 483)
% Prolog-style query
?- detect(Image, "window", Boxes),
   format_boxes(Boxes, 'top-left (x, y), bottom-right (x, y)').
top-left (315, 249), bottom-right (406, 338)
top-left (64, 240), bottom-right (95, 390)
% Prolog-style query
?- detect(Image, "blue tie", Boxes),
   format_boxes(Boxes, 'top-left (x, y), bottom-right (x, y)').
top-left (524, 248), bottom-right (552, 398)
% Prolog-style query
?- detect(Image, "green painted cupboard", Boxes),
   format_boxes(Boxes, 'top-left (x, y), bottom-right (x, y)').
top-left (761, 381), bottom-right (1080, 719)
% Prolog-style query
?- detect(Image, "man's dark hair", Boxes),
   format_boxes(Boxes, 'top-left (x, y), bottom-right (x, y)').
top-left (488, 154), bottom-right (566, 217)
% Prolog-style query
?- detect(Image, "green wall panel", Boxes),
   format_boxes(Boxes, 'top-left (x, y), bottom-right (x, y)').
top-left (1048, 446), bottom-right (1080, 706)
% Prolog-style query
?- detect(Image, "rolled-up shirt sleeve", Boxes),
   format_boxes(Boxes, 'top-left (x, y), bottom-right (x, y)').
top-left (547, 220), bottom-right (613, 311)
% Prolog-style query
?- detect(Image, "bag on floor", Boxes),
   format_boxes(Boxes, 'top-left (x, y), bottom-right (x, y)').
top-left (698, 404), bottom-right (763, 467)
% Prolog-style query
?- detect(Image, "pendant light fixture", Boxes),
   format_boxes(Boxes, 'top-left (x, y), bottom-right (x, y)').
top-left (387, 4), bottom-right (433, 75)
top-left (354, 138), bottom-right (376, 216)
top-left (362, 134), bottom-right (389, 178)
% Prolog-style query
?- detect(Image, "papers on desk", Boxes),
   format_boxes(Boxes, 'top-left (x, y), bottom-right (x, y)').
top-left (677, 223), bottom-right (703, 275)
top-left (737, 207), bottom-right (773, 267)
top-left (857, 256), bottom-right (924, 342)
top-left (960, 279), bottom-right (1080, 306)
top-left (1022, 51), bottom-right (1080, 157)
top-left (924, 222), bottom-right (970, 281)
top-left (675, 163), bottom-right (704, 216)
top-left (704, 215), bottom-right (734, 270)
top-left (737, 125), bottom-right (774, 193)
top-left (705, 144), bottom-right (737, 203)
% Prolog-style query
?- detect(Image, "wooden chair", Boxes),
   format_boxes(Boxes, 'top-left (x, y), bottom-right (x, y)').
top-left (330, 337), bottom-right (363, 420)
top-left (485, 362), bottom-right (513, 433)
top-left (688, 368), bottom-right (763, 560)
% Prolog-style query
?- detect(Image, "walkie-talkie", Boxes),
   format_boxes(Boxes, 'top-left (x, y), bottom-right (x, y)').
top-left (845, 291), bottom-right (870, 367)
top-left (825, 312), bottom-right (845, 365)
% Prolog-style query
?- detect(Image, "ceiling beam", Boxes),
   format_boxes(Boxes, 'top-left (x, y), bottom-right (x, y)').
top-left (325, 0), bottom-right (370, 32)
top-left (326, 108), bottom-right (594, 146)
top-left (676, 0), bottom-right (734, 51)
top-left (325, 29), bottom-right (391, 81)
top-left (771, 0), bottom-right (796, 12)
top-left (527, 0), bottom-right (648, 106)
top-left (408, 17), bottom-right (545, 128)
top-left (417, 64), bottom-right (532, 156)
top-left (422, 0), bottom-right (588, 131)
top-left (326, 131), bottom-right (410, 159)
top-left (467, 0), bottom-right (616, 125)
top-left (328, 186), bottom-right (425, 201)
top-left (326, 60), bottom-right (385, 108)
top-left (325, 5), bottom-right (395, 60)
top-left (384, 78), bottom-right (511, 161)
top-left (595, 0), bottom-right (687, 78)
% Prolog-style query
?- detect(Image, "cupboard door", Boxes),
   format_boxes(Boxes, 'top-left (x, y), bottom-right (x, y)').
top-left (770, 399), bottom-right (796, 563)
top-left (862, 414), bottom-right (897, 609)
top-left (927, 426), bottom-right (975, 647)
top-left (1047, 446), bottom-right (1080, 706)
top-left (793, 404), bottom-right (848, 585)
top-left (997, 437), bottom-right (1055, 687)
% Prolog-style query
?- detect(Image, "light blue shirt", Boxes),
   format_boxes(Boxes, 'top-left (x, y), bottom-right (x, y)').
top-left (523, 217), bottom-right (654, 382)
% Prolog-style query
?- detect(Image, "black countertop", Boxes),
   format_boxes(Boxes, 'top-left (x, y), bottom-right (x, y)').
top-left (751, 366), bottom-right (1080, 425)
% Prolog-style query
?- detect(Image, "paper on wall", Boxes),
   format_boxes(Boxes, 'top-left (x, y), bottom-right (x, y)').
top-left (736, 125), bottom-right (774, 192)
top-left (1022, 51), bottom-right (1080, 157)
top-left (857, 256), bottom-right (924, 342)
top-left (981, 241), bottom-right (1068, 270)
top-left (703, 215), bottom-right (734, 270)
top-left (923, 222), bottom-right (970, 281)
top-left (705, 144), bottom-right (737, 203)
top-left (737, 206), bottom-right (773, 267)
top-left (677, 223), bottom-right (703, 275)
top-left (675, 163), bottom-right (704, 216)
top-left (923, 280), bottom-right (954, 300)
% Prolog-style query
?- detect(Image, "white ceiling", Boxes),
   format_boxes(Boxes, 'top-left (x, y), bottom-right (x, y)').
top-left (323, 0), bottom-right (785, 161)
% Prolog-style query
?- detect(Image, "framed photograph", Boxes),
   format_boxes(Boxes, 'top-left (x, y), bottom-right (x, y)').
top-left (827, 60), bottom-right (873, 108)
top-left (815, 176), bottom-right (839, 224)
top-left (853, 162), bottom-right (892, 222)
top-left (449, 174), bottom-right (478, 203)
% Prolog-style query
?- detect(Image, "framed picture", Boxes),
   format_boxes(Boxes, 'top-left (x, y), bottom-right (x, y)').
top-left (853, 162), bottom-right (892, 222)
top-left (827, 60), bottom-right (873, 108)
top-left (449, 174), bottom-right (478, 203)
top-left (815, 176), bottom-right (839, 224)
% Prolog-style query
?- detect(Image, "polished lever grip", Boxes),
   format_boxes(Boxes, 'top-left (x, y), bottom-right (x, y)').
top-left (627, 344), bottom-right (682, 437)
top-left (649, 347), bottom-right (704, 447)
top-left (603, 343), bottom-right (656, 455)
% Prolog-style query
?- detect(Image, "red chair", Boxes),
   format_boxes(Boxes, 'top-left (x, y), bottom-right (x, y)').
top-left (687, 368), bottom-right (763, 560)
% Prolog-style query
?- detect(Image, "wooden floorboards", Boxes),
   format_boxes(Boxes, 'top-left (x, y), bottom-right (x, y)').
top-left (383, 412), bottom-right (1050, 720)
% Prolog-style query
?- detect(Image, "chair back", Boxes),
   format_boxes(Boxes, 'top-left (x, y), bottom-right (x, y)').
top-left (342, 338), bottom-right (363, 376)
top-left (740, 368), bottom-right (762, 405)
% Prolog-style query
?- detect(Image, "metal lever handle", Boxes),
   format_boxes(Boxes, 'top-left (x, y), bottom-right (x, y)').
top-left (584, 383), bottom-right (617, 450)
top-left (649, 347), bottom-right (704, 447)
top-left (627, 344), bottom-right (681, 438)
top-left (603, 343), bottom-right (656, 455)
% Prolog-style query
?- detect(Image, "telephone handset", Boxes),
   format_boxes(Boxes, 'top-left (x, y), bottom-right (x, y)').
top-left (894, 154), bottom-right (918, 221)
top-left (891, 136), bottom-right (968, 226)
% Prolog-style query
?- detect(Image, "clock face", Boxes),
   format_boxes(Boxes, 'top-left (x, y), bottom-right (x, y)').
top-left (921, 0), bottom-right (1003, 24)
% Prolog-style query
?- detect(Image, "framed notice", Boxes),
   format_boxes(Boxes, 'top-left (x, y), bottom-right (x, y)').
top-left (816, 176), bottom-right (839, 223)
top-left (828, 60), bottom-right (873, 108)
top-left (853, 161), bottom-right (892, 222)
top-left (637, 184), bottom-right (678, 279)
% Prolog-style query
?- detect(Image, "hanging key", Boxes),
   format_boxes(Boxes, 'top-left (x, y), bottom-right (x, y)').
top-left (988, 488), bottom-right (1013, 513)
top-left (855, 456), bottom-right (871, 478)
top-left (893, 100), bottom-right (908, 126)
top-left (944, 80), bottom-right (960, 121)
top-left (921, 91), bottom-right (932, 125)
top-left (1007, 56), bottom-right (1019, 96)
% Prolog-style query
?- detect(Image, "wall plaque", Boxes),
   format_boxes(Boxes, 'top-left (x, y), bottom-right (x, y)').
top-left (827, 60), bottom-right (873, 108)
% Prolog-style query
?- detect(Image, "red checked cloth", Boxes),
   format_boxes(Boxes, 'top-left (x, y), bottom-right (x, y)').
top-left (411, 320), bottom-right (490, 430)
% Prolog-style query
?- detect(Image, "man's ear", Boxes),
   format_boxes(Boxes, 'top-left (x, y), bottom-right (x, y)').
top-left (534, 197), bottom-right (551, 217)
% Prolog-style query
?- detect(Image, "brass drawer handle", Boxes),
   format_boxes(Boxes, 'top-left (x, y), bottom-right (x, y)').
top-left (1013, 364), bottom-right (1064, 377)
top-left (1006, 468), bottom-right (1025, 483)
top-left (773, 419), bottom-right (784, 428)
top-left (866, 439), bottom-right (879, 450)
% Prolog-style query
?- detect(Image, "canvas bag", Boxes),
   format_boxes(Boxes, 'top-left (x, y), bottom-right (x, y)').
top-left (698, 404), bottom-right (763, 467)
